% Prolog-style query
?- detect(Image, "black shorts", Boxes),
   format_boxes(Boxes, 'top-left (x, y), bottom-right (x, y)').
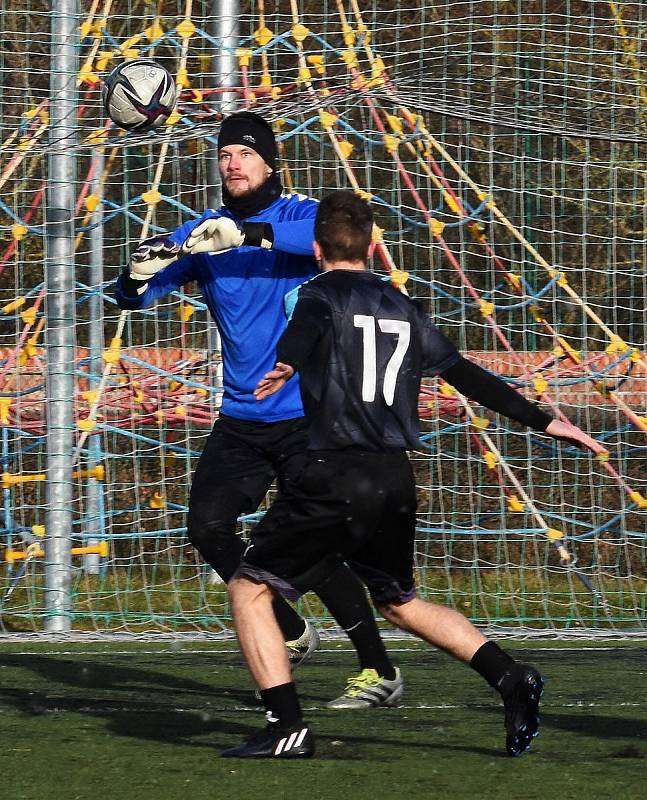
top-left (189, 413), bottom-right (309, 519)
top-left (239, 448), bottom-right (417, 605)
top-left (186, 414), bottom-right (309, 580)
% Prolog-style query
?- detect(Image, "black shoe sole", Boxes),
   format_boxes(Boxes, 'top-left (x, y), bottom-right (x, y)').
top-left (221, 748), bottom-right (314, 759)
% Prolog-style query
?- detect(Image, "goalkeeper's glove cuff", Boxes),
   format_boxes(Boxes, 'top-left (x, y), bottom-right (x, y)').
top-left (241, 222), bottom-right (274, 250)
top-left (121, 269), bottom-right (150, 297)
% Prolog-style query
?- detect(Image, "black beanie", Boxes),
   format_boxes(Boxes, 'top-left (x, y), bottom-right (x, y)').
top-left (218, 111), bottom-right (278, 170)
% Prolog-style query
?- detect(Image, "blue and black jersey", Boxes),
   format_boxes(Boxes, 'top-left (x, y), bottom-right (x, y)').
top-left (115, 193), bottom-right (318, 422)
top-left (276, 270), bottom-right (461, 450)
top-left (276, 270), bottom-right (552, 451)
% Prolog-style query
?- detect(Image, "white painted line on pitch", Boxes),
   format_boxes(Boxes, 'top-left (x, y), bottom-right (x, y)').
top-left (395, 702), bottom-right (645, 710)
top-left (1, 648), bottom-right (257, 655)
top-left (524, 645), bottom-right (645, 653)
top-left (316, 646), bottom-right (647, 653)
top-left (4, 645), bottom-right (646, 657)
top-left (14, 700), bottom-right (642, 716)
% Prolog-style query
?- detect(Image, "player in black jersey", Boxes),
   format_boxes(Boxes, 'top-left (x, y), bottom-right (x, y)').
top-left (221, 191), bottom-right (605, 759)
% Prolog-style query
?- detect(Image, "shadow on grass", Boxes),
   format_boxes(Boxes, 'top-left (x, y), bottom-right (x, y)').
top-left (0, 653), bottom-right (218, 694)
top-left (540, 711), bottom-right (647, 741)
top-left (0, 684), bottom-right (265, 746)
top-left (0, 691), bottom-right (506, 759)
top-left (0, 654), bottom-right (520, 758)
top-left (0, 652), bottom-right (257, 740)
top-left (483, 704), bottom-right (647, 746)
top-left (0, 685), bottom-right (502, 758)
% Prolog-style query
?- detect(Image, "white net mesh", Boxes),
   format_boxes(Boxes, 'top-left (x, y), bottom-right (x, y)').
top-left (0, 0), bottom-right (645, 636)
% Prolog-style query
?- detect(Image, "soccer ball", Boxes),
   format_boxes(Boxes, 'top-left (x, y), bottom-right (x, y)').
top-left (102, 59), bottom-right (176, 132)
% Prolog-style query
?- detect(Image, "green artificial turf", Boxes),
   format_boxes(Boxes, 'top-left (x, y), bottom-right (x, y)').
top-left (0, 640), bottom-right (645, 800)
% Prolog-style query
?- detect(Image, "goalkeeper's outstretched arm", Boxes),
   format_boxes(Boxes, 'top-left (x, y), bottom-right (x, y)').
top-left (183, 206), bottom-right (316, 258)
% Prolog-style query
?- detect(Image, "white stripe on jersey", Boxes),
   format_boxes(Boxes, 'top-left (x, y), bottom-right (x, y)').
top-left (281, 192), bottom-right (318, 203)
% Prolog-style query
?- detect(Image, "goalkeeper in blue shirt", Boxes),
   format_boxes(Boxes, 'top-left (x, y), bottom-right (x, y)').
top-left (115, 111), bottom-right (401, 706)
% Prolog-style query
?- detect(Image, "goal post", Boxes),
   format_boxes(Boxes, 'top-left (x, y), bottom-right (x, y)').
top-left (43, 0), bottom-right (80, 633)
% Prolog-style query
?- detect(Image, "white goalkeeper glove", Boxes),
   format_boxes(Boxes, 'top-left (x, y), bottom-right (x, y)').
top-left (129, 235), bottom-right (182, 281)
top-left (183, 217), bottom-right (273, 254)
top-left (184, 217), bottom-right (244, 254)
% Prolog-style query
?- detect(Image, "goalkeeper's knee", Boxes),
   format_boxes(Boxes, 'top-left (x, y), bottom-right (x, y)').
top-left (186, 518), bottom-right (245, 582)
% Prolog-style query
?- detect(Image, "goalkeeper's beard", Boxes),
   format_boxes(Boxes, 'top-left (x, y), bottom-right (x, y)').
top-left (221, 171), bottom-right (283, 219)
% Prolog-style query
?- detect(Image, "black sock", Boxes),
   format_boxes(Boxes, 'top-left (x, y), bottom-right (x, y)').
top-left (314, 564), bottom-right (396, 681)
top-left (260, 682), bottom-right (303, 729)
top-left (272, 595), bottom-right (306, 642)
top-left (470, 641), bottom-right (515, 691)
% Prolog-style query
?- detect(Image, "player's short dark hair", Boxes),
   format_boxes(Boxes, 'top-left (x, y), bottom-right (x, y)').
top-left (314, 191), bottom-right (374, 263)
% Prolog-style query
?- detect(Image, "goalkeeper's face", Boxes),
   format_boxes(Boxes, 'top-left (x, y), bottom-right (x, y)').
top-left (219, 145), bottom-right (273, 197)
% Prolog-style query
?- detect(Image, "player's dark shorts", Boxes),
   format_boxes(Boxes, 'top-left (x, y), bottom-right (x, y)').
top-left (238, 448), bottom-right (417, 606)
top-left (186, 413), bottom-right (309, 581)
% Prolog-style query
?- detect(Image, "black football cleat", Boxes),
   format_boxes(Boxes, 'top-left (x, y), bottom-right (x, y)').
top-left (221, 723), bottom-right (315, 759)
top-left (499, 664), bottom-right (544, 757)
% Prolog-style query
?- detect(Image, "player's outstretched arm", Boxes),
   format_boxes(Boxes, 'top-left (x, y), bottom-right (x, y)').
top-left (441, 356), bottom-right (606, 455)
top-left (544, 418), bottom-right (606, 454)
top-left (183, 200), bottom-right (317, 258)
top-left (254, 363), bottom-right (295, 400)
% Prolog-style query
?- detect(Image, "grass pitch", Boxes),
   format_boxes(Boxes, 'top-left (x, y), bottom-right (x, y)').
top-left (0, 639), bottom-right (645, 800)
